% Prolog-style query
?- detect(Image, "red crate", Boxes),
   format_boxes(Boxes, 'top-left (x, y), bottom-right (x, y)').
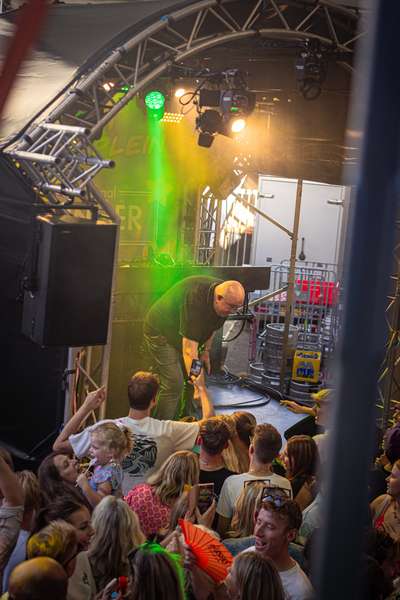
top-left (295, 280), bottom-right (338, 308)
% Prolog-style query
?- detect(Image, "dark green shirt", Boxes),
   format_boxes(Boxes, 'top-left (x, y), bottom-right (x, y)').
top-left (144, 276), bottom-right (226, 353)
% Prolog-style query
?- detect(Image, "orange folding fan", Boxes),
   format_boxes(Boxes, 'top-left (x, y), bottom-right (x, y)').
top-left (179, 519), bottom-right (233, 583)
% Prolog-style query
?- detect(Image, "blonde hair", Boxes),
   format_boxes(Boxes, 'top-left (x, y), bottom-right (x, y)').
top-left (228, 480), bottom-right (265, 538)
top-left (88, 495), bottom-right (145, 591)
top-left (311, 388), bottom-right (334, 405)
top-left (27, 520), bottom-right (77, 566)
top-left (146, 451), bottom-right (200, 507)
top-left (91, 421), bottom-right (133, 459)
top-left (158, 492), bottom-right (188, 539)
top-left (216, 414), bottom-right (249, 473)
top-left (234, 553), bottom-right (285, 600)
top-left (15, 470), bottom-right (41, 515)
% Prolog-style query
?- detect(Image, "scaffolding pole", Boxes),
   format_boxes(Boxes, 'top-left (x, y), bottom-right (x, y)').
top-left (279, 180), bottom-right (303, 391)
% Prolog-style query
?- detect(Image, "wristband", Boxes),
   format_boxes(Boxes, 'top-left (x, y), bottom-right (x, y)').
top-left (202, 347), bottom-right (211, 353)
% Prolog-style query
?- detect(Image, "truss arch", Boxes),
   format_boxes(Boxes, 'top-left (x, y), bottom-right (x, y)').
top-left (9, 0), bottom-right (363, 199)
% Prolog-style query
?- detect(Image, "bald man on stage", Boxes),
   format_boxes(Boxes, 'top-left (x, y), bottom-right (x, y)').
top-left (144, 276), bottom-right (245, 421)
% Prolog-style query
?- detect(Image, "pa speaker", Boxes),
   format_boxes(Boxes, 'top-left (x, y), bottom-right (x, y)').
top-left (21, 215), bottom-right (117, 347)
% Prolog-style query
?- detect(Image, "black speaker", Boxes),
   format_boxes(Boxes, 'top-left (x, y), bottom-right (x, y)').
top-left (21, 215), bottom-right (117, 347)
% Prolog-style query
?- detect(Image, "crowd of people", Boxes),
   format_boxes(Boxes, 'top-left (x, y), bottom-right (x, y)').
top-left (0, 367), bottom-right (392, 600)
top-left (0, 278), bottom-right (395, 599)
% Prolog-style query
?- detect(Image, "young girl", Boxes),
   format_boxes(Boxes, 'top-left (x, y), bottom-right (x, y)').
top-left (76, 422), bottom-right (133, 508)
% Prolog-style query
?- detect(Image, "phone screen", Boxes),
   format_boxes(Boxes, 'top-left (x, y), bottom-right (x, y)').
top-left (190, 359), bottom-right (202, 378)
top-left (197, 483), bottom-right (214, 514)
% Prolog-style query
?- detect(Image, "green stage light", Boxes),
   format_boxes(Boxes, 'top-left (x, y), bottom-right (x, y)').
top-left (145, 91), bottom-right (165, 110)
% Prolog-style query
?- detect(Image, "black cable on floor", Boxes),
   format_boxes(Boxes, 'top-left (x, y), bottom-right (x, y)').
top-left (208, 370), bottom-right (296, 404)
top-left (208, 370), bottom-right (271, 409)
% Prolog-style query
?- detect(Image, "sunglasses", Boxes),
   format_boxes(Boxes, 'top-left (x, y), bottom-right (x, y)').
top-left (261, 485), bottom-right (291, 503)
top-left (63, 542), bottom-right (84, 569)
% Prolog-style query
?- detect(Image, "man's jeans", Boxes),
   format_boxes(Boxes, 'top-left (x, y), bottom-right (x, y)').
top-left (144, 333), bottom-right (197, 421)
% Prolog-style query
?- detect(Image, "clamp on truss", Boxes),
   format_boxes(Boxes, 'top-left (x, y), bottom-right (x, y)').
top-left (10, 123), bottom-right (115, 201)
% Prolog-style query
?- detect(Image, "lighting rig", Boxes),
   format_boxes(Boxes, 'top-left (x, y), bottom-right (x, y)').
top-left (294, 41), bottom-right (328, 101)
top-left (165, 66), bottom-right (256, 147)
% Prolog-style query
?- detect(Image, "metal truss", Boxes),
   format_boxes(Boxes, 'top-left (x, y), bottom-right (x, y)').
top-left (194, 154), bottom-right (252, 265)
top-left (9, 0), bottom-right (362, 157)
top-left (195, 189), bottom-right (220, 265)
top-left (11, 123), bottom-right (114, 200)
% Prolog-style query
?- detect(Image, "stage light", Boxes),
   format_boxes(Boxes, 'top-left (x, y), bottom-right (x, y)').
top-left (199, 89), bottom-right (255, 116)
top-left (145, 91), bottom-right (165, 110)
top-left (231, 118), bottom-right (245, 133)
top-left (299, 78), bottom-right (322, 101)
top-left (175, 88), bottom-right (185, 98)
top-left (196, 110), bottom-right (221, 135)
top-left (294, 49), bottom-right (327, 101)
top-left (218, 114), bottom-right (246, 138)
top-left (161, 112), bottom-right (183, 123)
top-left (103, 82), bottom-right (114, 92)
top-left (196, 110), bottom-right (221, 147)
top-left (145, 90), bottom-right (165, 120)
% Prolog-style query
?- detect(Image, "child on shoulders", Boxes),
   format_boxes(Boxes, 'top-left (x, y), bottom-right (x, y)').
top-left (76, 421), bottom-right (133, 507)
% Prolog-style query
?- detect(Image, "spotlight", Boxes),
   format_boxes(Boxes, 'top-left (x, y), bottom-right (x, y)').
top-left (196, 110), bottom-right (221, 147)
top-left (294, 54), bottom-right (327, 102)
top-left (299, 78), bottom-right (322, 101)
top-left (196, 110), bottom-right (221, 135)
top-left (231, 118), bottom-right (245, 133)
top-left (175, 88), bottom-right (185, 98)
top-left (145, 91), bottom-right (165, 120)
top-left (218, 114), bottom-right (247, 138)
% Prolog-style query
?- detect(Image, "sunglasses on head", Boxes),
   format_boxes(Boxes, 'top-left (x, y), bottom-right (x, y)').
top-left (261, 485), bottom-right (291, 504)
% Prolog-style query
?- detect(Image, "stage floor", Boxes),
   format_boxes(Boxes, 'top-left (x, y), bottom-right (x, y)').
top-left (208, 321), bottom-right (307, 449)
top-left (199, 382), bottom-right (306, 451)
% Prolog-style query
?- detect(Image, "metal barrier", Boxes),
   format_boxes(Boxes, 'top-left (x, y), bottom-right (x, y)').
top-left (250, 262), bottom-right (340, 383)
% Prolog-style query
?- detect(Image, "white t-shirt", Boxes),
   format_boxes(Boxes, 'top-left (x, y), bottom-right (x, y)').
top-left (313, 430), bottom-right (330, 464)
top-left (244, 548), bottom-right (314, 600)
top-left (217, 472), bottom-right (293, 519)
top-left (67, 551), bottom-right (96, 600)
top-left (70, 417), bottom-right (199, 496)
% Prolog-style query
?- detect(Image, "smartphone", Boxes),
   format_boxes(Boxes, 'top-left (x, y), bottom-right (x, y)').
top-left (190, 359), bottom-right (203, 378)
top-left (102, 578), bottom-right (117, 597)
top-left (187, 483), bottom-right (214, 517)
top-left (197, 483), bottom-right (214, 514)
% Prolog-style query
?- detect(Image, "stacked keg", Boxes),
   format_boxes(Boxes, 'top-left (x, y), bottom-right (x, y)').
top-left (249, 323), bottom-right (299, 394)
top-left (248, 323), bottom-right (324, 403)
top-left (288, 378), bottom-right (324, 405)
